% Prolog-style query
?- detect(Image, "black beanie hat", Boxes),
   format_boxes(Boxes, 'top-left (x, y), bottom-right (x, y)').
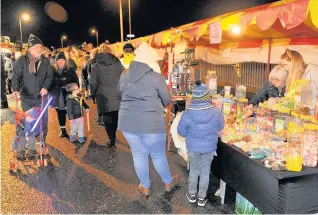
top-left (123, 43), bottom-right (134, 51)
top-left (27, 34), bottom-right (43, 49)
top-left (55, 52), bottom-right (66, 61)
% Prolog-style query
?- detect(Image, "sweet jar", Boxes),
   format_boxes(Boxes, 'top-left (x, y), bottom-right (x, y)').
top-left (302, 122), bottom-right (318, 167)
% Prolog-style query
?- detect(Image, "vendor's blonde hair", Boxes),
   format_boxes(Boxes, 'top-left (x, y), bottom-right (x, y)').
top-left (281, 49), bottom-right (306, 91)
top-left (269, 65), bottom-right (288, 88)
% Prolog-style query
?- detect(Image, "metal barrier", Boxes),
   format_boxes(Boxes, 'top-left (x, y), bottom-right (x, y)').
top-left (199, 60), bottom-right (277, 93)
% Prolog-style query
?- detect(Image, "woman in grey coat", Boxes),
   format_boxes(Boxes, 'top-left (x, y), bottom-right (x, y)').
top-left (118, 42), bottom-right (179, 197)
top-left (90, 45), bottom-right (125, 148)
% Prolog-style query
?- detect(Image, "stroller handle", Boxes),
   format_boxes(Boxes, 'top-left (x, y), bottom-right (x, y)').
top-left (31, 96), bottom-right (53, 133)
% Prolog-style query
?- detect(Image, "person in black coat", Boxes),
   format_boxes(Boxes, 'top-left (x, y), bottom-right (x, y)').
top-left (12, 34), bottom-right (53, 141)
top-left (90, 45), bottom-right (125, 147)
top-left (82, 55), bottom-right (91, 99)
top-left (49, 52), bottom-right (79, 138)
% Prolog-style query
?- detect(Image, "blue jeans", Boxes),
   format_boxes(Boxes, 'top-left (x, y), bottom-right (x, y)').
top-left (123, 132), bottom-right (173, 188)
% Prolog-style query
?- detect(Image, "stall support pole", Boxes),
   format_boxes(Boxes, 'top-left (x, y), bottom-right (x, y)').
top-left (167, 42), bottom-right (173, 151)
top-left (266, 38), bottom-right (272, 79)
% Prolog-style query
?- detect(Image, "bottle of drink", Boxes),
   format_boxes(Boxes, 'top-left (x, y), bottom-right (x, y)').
top-left (206, 70), bottom-right (217, 95)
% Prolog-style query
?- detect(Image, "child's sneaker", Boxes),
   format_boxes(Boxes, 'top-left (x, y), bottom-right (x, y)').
top-left (79, 137), bottom-right (86, 144)
top-left (215, 188), bottom-right (221, 197)
top-left (198, 198), bottom-right (207, 207)
top-left (70, 136), bottom-right (76, 143)
top-left (186, 192), bottom-right (197, 203)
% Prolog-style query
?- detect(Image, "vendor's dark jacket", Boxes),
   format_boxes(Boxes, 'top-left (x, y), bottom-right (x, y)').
top-left (249, 81), bottom-right (286, 106)
top-left (90, 53), bottom-right (125, 114)
top-left (49, 66), bottom-right (79, 108)
top-left (11, 55), bottom-right (53, 111)
top-left (66, 95), bottom-right (89, 120)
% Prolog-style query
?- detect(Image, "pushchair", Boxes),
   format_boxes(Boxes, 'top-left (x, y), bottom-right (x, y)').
top-left (9, 96), bottom-right (52, 174)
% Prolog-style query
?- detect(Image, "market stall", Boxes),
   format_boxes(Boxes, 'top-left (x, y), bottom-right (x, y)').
top-left (211, 141), bottom-right (318, 214)
top-left (109, 1), bottom-right (318, 213)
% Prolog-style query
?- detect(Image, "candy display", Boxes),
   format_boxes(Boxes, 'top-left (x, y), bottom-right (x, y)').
top-left (255, 104), bottom-right (266, 132)
top-left (288, 111), bottom-right (304, 134)
top-left (302, 123), bottom-right (318, 167)
top-left (266, 109), bottom-right (278, 132)
top-left (224, 86), bottom-right (231, 96)
top-left (223, 96), bottom-right (234, 116)
top-left (235, 84), bottom-right (246, 99)
top-left (274, 108), bottom-right (290, 133)
top-left (209, 77), bottom-right (318, 172)
top-left (286, 135), bottom-right (303, 172)
top-left (236, 98), bottom-right (248, 121)
top-left (206, 70), bottom-right (217, 95)
top-left (212, 94), bottom-right (223, 110)
top-left (249, 148), bottom-right (266, 159)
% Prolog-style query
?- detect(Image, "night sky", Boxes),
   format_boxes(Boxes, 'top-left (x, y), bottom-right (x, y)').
top-left (2, 0), bottom-right (277, 48)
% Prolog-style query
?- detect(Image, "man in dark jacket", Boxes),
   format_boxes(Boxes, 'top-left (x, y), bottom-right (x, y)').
top-left (12, 34), bottom-right (53, 141)
top-left (90, 46), bottom-right (125, 147)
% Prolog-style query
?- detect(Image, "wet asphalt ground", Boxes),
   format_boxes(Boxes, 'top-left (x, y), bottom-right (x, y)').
top-left (1, 96), bottom-right (235, 214)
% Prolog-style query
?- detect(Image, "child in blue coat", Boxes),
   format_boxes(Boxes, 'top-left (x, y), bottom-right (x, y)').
top-left (177, 80), bottom-right (224, 207)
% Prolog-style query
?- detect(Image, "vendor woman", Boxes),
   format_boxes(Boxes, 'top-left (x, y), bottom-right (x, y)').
top-left (281, 49), bottom-right (318, 91)
top-left (246, 65), bottom-right (288, 110)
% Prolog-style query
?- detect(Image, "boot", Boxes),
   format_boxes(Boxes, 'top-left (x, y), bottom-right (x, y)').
top-left (138, 184), bottom-right (150, 197)
top-left (97, 115), bottom-right (101, 123)
top-left (79, 137), bottom-right (86, 144)
top-left (107, 138), bottom-right (116, 148)
top-left (70, 135), bottom-right (76, 143)
top-left (165, 174), bottom-right (180, 192)
top-left (59, 128), bottom-right (69, 138)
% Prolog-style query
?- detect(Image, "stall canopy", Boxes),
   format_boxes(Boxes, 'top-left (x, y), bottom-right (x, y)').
top-left (109, 0), bottom-right (318, 64)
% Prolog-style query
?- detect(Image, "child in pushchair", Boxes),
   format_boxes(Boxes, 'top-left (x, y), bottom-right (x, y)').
top-left (14, 108), bottom-right (41, 159)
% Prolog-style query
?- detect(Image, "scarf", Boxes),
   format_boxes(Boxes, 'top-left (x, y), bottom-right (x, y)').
top-left (27, 52), bottom-right (40, 74)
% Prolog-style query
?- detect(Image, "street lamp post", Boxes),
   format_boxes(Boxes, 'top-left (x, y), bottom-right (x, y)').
top-left (128, 0), bottom-right (131, 36)
top-left (19, 13), bottom-right (30, 44)
top-left (61, 35), bottom-right (67, 48)
top-left (91, 29), bottom-right (99, 47)
top-left (119, 0), bottom-right (124, 42)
